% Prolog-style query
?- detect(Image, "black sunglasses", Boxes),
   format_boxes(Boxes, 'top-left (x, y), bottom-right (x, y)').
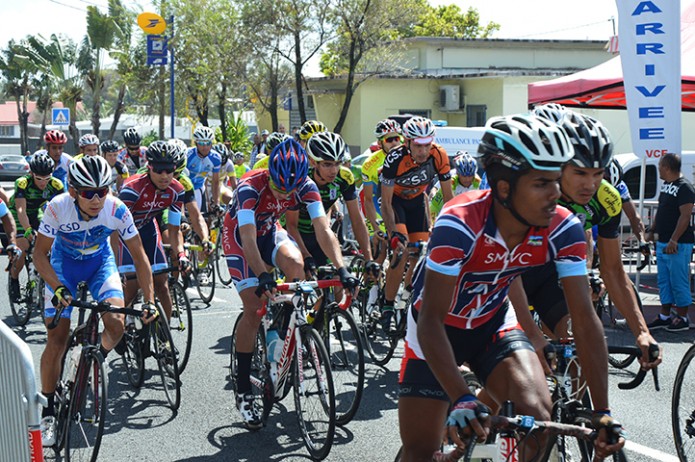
top-left (150, 164), bottom-right (176, 174)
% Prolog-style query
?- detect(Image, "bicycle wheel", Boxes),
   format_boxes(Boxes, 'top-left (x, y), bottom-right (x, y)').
top-left (153, 310), bottom-right (181, 411)
top-left (37, 276), bottom-right (46, 324)
top-left (169, 280), bottom-right (193, 374)
top-left (230, 314), bottom-right (273, 424)
top-left (294, 326), bottom-right (336, 460)
top-left (673, 344), bottom-right (695, 461)
top-left (121, 319), bottom-right (144, 388)
top-left (9, 265), bottom-right (31, 326)
top-left (541, 408), bottom-right (629, 462)
top-left (602, 281), bottom-right (642, 369)
top-left (323, 308), bottom-right (365, 426)
top-left (193, 250), bottom-right (216, 304)
top-left (360, 297), bottom-right (398, 366)
top-left (215, 230), bottom-right (233, 286)
top-left (65, 348), bottom-right (107, 462)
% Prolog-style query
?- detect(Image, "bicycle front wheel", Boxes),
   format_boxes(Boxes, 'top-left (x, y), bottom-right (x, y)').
top-left (9, 265), bottom-right (31, 326)
top-left (169, 280), bottom-right (193, 374)
top-left (66, 349), bottom-right (107, 462)
top-left (192, 250), bottom-right (216, 304)
top-left (121, 320), bottom-right (144, 388)
top-left (153, 311), bottom-right (181, 411)
top-left (294, 326), bottom-right (336, 460)
top-left (323, 308), bottom-right (365, 426)
top-left (673, 344), bottom-right (695, 461)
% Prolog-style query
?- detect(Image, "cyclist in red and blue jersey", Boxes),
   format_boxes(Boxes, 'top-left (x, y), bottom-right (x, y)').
top-left (117, 141), bottom-right (190, 321)
top-left (398, 114), bottom-right (624, 461)
top-left (34, 156), bottom-right (156, 447)
top-left (223, 138), bottom-right (358, 429)
top-left (187, 126), bottom-right (222, 214)
top-left (118, 128), bottom-right (148, 175)
top-left (43, 130), bottom-right (72, 191)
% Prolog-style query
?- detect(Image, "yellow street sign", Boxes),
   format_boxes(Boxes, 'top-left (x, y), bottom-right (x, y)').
top-left (137, 12), bottom-right (167, 35)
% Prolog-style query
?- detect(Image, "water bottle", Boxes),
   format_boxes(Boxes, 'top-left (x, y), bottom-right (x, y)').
top-left (266, 329), bottom-right (282, 363)
top-left (366, 285), bottom-right (379, 318)
top-left (67, 345), bottom-right (82, 383)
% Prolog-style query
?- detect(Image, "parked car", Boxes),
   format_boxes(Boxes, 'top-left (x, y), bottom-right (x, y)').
top-left (0, 154), bottom-right (30, 180)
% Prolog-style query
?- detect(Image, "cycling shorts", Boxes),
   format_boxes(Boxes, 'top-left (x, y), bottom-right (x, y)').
top-left (44, 251), bottom-right (123, 319)
top-left (194, 187), bottom-right (209, 214)
top-left (392, 194), bottom-right (429, 240)
top-left (399, 304), bottom-right (533, 400)
top-left (521, 262), bottom-right (568, 333)
top-left (222, 212), bottom-right (296, 292)
top-left (118, 219), bottom-right (168, 273)
top-left (301, 231), bottom-right (329, 267)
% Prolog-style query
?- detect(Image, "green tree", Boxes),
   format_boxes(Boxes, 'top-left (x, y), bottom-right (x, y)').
top-left (407, 4), bottom-right (499, 38)
top-left (106, 0), bottom-right (137, 141)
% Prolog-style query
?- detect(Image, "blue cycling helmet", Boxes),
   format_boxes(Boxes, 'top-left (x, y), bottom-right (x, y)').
top-left (268, 138), bottom-right (309, 191)
top-left (455, 151), bottom-right (477, 177)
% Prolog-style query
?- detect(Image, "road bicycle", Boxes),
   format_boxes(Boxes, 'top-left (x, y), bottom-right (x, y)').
top-left (7, 242), bottom-right (44, 326)
top-left (672, 342), bottom-right (695, 461)
top-left (45, 282), bottom-right (147, 462)
top-left (229, 280), bottom-right (351, 460)
top-left (211, 208), bottom-right (234, 286)
top-left (185, 238), bottom-right (216, 304)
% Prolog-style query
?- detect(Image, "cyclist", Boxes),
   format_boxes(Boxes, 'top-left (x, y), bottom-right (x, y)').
top-left (223, 138), bottom-right (358, 429)
top-left (380, 116), bottom-right (453, 330)
top-left (252, 132), bottom-right (291, 170)
top-left (213, 142), bottom-right (237, 204)
top-left (187, 126), bottom-right (222, 214)
top-left (100, 140), bottom-right (129, 192)
top-left (398, 114), bottom-right (623, 461)
top-left (429, 151), bottom-right (482, 219)
top-left (233, 151), bottom-right (250, 180)
top-left (8, 152), bottom-right (64, 302)
top-left (74, 133), bottom-right (100, 159)
top-left (604, 158), bottom-right (649, 247)
top-left (34, 156), bottom-right (156, 446)
top-left (118, 141), bottom-right (192, 321)
top-left (297, 120), bottom-right (327, 149)
top-left (118, 127), bottom-right (148, 175)
top-left (525, 109), bottom-right (660, 369)
top-left (43, 130), bottom-right (72, 190)
top-left (285, 131), bottom-right (376, 276)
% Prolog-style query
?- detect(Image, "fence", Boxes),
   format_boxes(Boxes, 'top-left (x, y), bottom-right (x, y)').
top-left (0, 321), bottom-right (45, 462)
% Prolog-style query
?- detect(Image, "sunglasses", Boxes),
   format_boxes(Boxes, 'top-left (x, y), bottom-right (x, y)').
top-left (382, 136), bottom-right (401, 143)
top-left (126, 146), bottom-right (140, 151)
top-left (34, 175), bottom-right (51, 181)
top-left (197, 141), bottom-right (212, 146)
top-left (78, 188), bottom-right (109, 199)
top-left (150, 164), bottom-right (176, 174)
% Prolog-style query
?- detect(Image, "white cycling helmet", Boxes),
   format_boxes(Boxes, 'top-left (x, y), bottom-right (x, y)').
top-left (69, 155), bottom-right (113, 189)
top-left (402, 116), bottom-right (435, 144)
top-left (78, 134), bottom-right (100, 148)
top-left (532, 103), bottom-right (572, 125)
top-left (193, 126), bottom-right (215, 143)
top-left (306, 131), bottom-right (347, 163)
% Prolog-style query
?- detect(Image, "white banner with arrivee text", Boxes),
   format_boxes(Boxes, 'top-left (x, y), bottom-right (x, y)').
top-left (617, 0), bottom-right (681, 159)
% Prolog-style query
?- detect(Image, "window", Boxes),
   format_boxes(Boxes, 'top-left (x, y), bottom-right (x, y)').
top-left (0, 126), bottom-right (13, 137)
top-left (399, 110), bottom-right (431, 119)
top-left (466, 105), bottom-right (487, 127)
top-left (624, 164), bottom-right (657, 200)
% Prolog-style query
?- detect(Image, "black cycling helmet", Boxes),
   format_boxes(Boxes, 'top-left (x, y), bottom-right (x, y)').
top-left (266, 132), bottom-right (291, 154)
top-left (100, 140), bottom-right (120, 154)
top-left (560, 112), bottom-right (613, 169)
top-left (605, 157), bottom-right (624, 187)
top-left (145, 140), bottom-right (176, 167)
top-left (213, 143), bottom-right (229, 164)
top-left (30, 152), bottom-right (55, 176)
top-left (123, 128), bottom-right (141, 146)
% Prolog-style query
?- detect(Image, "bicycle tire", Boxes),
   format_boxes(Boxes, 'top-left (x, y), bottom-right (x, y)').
top-left (121, 319), bottom-right (144, 388)
top-left (9, 265), bottom-right (31, 326)
top-left (169, 280), bottom-right (193, 374)
top-left (294, 326), bottom-right (336, 460)
top-left (596, 280), bottom-right (642, 369)
top-left (51, 337), bottom-right (80, 454)
top-left (360, 298), bottom-right (398, 366)
top-left (37, 276), bottom-right (46, 324)
top-left (192, 249), bottom-right (216, 304)
top-left (673, 343), bottom-right (695, 462)
top-left (541, 408), bottom-right (629, 462)
top-left (230, 314), bottom-right (273, 425)
top-left (152, 308), bottom-right (181, 410)
top-left (323, 308), bottom-right (365, 426)
top-left (215, 229), bottom-right (233, 286)
top-left (65, 348), bottom-right (107, 462)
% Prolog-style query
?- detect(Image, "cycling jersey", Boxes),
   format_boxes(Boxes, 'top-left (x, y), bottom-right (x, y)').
top-left (10, 175), bottom-right (64, 232)
top-left (186, 147), bottom-right (222, 190)
top-left (235, 163), bottom-right (250, 179)
top-left (361, 149), bottom-right (386, 214)
top-left (615, 180), bottom-right (631, 202)
top-left (39, 192), bottom-right (138, 260)
top-left (409, 190), bottom-right (586, 331)
top-left (430, 174), bottom-right (482, 218)
top-left (296, 166), bottom-right (356, 235)
top-left (252, 155), bottom-right (269, 170)
top-left (118, 173), bottom-right (185, 229)
top-left (381, 143), bottom-right (451, 199)
top-left (136, 166), bottom-right (195, 205)
top-left (218, 159), bottom-right (236, 186)
top-left (560, 179), bottom-right (622, 238)
top-left (117, 147), bottom-right (148, 175)
top-left (0, 199), bottom-right (8, 218)
top-left (51, 153), bottom-right (72, 190)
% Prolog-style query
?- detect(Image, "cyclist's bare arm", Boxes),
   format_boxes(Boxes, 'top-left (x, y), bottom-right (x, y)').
top-left (211, 172), bottom-right (220, 208)
top-left (1, 213), bottom-right (17, 245)
top-left (123, 234), bottom-right (155, 304)
top-left (239, 223), bottom-right (270, 277)
top-left (14, 197), bottom-right (31, 231)
top-left (185, 201), bottom-right (209, 242)
top-left (508, 278), bottom-right (551, 375)
top-left (362, 183), bottom-right (382, 232)
top-left (621, 200), bottom-right (647, 241)
top-left (418, 268), bottom-right (474, 402)
top-left (597, 236), bottom-right (662, 369)
top-left (284, 210), bottom-right (312, 258)
top-left (228, 174), bottom-right (237, 190)
top-left (380, 183), bottom-right (398, 235)
top-left (167, 223), bottom-right (185, 260)
top-left (33, 233), bottom-right (62, 292)
top-left (345, 198), bottom-right (373, 261)
top-left (311, 214), bottom-right (345, 269)
top-left (0, 186), bottom-right (9, 204)
top-left (561, 274), bottom-right (610, 409)
top-left (439, 178), bottom-right (454, 204)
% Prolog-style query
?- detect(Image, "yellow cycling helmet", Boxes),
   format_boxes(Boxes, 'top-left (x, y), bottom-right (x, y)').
top-left (298, 120), bottom-right (327, 141)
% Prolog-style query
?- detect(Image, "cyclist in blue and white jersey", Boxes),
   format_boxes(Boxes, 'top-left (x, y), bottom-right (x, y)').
top-left (43, 130), bottom-right (72, 191)
top-left (34, 156), bottom-right (155, 447)
top-left (186, 126), bottom-right (222, 213)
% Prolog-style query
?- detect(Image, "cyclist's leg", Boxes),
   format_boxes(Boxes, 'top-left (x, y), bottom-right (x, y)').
top-left (404, 232), bottom-right (428, 290)
top-left (273, 227), bottom-right (304, 282)
top-left (9, 235), bottom-right (30, 279)
top-left (522, 263), bottom-right (571, 338)
top-left (89, 252), bottom-right (126, 352)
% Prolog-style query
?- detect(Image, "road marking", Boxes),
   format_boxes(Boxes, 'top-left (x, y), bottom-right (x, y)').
top-left (184, 288), bottom-right (229, 304)
top-left (625, 441), bottom-right (679, 462)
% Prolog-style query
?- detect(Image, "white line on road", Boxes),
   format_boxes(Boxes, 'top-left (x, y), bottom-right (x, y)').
top-left (625, 440), bottom-right (679, 462)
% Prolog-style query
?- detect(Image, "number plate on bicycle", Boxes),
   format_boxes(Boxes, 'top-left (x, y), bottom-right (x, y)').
top-left (298, 282), bottom-right (316, 295)
top-left (520, 415), bottom-right (535, 429)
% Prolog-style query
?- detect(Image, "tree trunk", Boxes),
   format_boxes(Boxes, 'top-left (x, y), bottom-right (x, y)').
top-left (108, 84), bottom-right (127, 141)
top-left (294, 30), bottom-right (306, 123)
top-left (218, 81), bottom-right (227, 141)
top-left (14, 95), bottom-right (27, 155)
top-left (333, 40), bottom-right (361, 134)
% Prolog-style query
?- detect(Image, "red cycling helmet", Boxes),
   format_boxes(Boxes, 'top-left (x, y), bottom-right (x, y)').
top-left (44, 130), bottom-right (68, 145)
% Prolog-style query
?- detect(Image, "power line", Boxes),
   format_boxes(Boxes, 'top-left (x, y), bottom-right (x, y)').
top-left (517, 19), bottom-right (611, 39)
top-left (47, 0), bottom-right (86, 12)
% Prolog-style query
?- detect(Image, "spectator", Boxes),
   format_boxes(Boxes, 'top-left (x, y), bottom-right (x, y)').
top-left (291, 126), bottom-right (300, 140)
top-left (249, 133), bottom-right (261, 166)
top-left (259, 129), bottom-right (270, 154)
top-left (278, 123), bottom-right (286, 134)
top-left (647, 152), bottom-right (695, 332)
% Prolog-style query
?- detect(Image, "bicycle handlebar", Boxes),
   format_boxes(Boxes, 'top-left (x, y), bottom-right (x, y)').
top-left (256, 279), bottom-right (353, 317)
top-left (613, 343), bottom-right (660, 391)
top-left (48, 299), bottom-right (151, 330)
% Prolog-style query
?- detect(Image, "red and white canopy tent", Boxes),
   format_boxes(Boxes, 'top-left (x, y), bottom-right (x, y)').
top-left (527, 3), bottom-right (695, 110)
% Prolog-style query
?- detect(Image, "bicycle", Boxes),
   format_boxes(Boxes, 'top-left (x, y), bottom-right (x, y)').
top-left (7, 242), bottom-right (43, 326)
top-left (672, 342), bottom-right (695, 461)
top-left (45, 282), bottom-right (147, 462)
top-left (120, 267), bottom-right (182, 411)
top-left (308, 266), bottom-right (365, 426)
top-left (229, 280), bottom-right (350, 460)
top-left (211, 208), bottom-right (234, 286)
top-left (185, 239), bottom-right (216, 304)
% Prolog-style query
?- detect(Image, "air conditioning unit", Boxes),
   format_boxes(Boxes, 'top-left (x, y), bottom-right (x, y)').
top-left (439, 85), bottom-right (461, 112)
